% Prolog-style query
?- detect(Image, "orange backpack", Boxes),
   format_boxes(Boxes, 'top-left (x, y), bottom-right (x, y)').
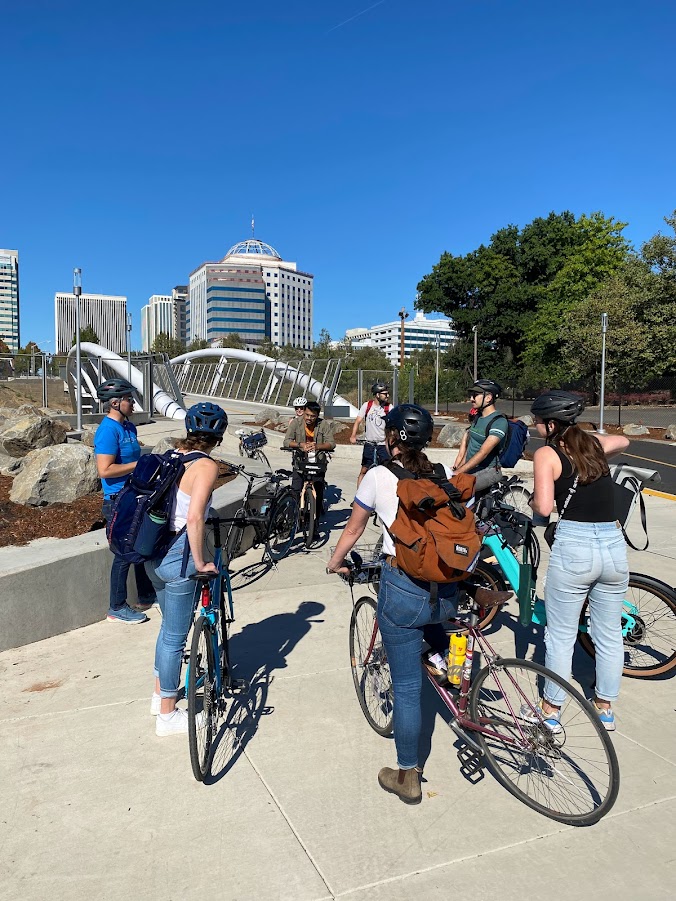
top-left (385, 462), bottom-right (481, 599)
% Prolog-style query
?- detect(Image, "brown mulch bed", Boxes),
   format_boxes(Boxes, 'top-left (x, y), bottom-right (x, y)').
top-left (0, 463), bottom-right (236, 548)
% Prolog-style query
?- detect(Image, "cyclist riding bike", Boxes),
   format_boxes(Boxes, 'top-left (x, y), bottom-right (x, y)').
top-left (350, 381), bottom-right (392, 487)
top-left (283, 401), bottom-right (336, 515)
top-left (454, 379), bottom-right (508, 494)
top-left (288, 395), bottom-right (307, 427)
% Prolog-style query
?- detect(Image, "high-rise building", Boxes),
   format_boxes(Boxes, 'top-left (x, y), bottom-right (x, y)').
top-left (0, 249), bottom-right (20, 353)
top-left (54, 293), bottom-right (127, 354)
top-left (345, 312), bottom-right (456, 365)
top-left (188, 238), bottom-right (313, 351)
top-left (172, 285), bottom-right (188, 346)
top-left (141, 295), bottom-right (173, 352)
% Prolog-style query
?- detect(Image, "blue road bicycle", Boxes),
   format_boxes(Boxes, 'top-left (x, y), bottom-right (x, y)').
top-left (186, 515), bottom-right (248, 782)
top-left (475, 497), bottom-right (676, 679)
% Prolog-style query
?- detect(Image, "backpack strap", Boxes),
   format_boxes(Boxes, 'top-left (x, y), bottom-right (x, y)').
top-left (365, 400), bottom-right (373, 416)
top-left (620, 485), bottom-right (650, 551)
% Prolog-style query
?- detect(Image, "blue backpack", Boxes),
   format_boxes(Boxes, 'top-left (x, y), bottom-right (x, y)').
top-left (106, 450), bottom-right (207, 564)
top-left (485, 414), bottom-right (530, 469)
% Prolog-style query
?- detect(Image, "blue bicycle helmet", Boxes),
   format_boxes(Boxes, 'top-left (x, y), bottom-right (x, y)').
top-left (184, 402), bottom-right (228, 437)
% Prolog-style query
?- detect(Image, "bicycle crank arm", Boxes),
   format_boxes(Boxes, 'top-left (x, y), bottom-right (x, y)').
top-left (449, 718), bottom-right (485, 756)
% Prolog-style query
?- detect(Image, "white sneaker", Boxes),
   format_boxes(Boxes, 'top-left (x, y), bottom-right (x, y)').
top-left (150, 692), bottom-right (161, 716)
top-left (155, 707), bottom-right (205, 737)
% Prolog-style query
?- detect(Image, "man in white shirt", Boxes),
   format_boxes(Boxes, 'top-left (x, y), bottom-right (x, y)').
top-left (350, 381), bottom-right (392, 487)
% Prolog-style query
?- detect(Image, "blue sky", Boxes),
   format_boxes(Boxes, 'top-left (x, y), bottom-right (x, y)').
top-left (2, 0), bottom-right (675, 350)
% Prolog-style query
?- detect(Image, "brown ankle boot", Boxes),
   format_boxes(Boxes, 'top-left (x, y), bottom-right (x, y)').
top-left (378, 766), bottom-right (422, 804)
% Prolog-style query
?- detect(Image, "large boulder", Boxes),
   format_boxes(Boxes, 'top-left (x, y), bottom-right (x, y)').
top-left (437, 423), bottom-right (466, 448)
top-left (0, 413), bottom-right (69, 457)
top-left (10, 444), bottom-right (100, 506)
top-left (0, 453), bottom-right (23, 476)
top-left (519, 414), bottom-right (534, 427)
top-left (623, 423), bottom-right (650, 437)
top-left (79, 426), bottom-right (97, 448)
top-left (252, 408), bottom-right (282, 425)
top-left (151, 437), bottom-right (177, 454)
top-left (664, 424), bottom-right (676, 441)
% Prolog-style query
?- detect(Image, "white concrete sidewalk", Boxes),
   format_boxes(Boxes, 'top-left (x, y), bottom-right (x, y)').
top-left (1, 432), bottom-right (674, 901)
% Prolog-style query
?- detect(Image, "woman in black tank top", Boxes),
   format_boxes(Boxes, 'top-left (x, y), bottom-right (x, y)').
top-left (529, 391), bottom-right (630, 733)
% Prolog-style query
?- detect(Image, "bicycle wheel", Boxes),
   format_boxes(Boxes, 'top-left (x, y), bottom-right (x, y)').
top-left (449, 561), bottom-right (507, 635)
top-left (577, 575), bottom-right (676, 678)
top-left (302, 484), bottom-right (316, 548)
top-left (225, 515), bottom-right (244, 567)
top-left (469, 657), bottom-right (619, 825)
top-left (500, 484), bottom-right (533, 518)
top-left (254, 449), bottom-right (270, 469)
top-left (188, 616), bottom-right (217, 782)
top-left (349, 597), bottom-right (393, 736)
top-left (268, 492), bottom-right (298, 561)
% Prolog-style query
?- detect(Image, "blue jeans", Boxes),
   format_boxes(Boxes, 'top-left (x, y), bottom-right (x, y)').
top-left (144, 533), bottom-right (198, 697)
top-left (102, 498), bottom-right (157, 611)
top-left (377, 561), bottom-right (458, 769)
top-left (544, 521), bottom-right (629, 705)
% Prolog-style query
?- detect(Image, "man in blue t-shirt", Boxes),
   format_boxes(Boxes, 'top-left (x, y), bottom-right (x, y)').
top-left (453, 379), bottom-right (508, 493)
top-left (94, 378), bottom-right (156, 624)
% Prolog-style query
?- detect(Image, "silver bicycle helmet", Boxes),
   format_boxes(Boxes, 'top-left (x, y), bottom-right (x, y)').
top-left (292, 396), bottom-right (308, 407)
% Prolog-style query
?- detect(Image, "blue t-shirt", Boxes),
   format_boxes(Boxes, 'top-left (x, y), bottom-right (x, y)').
top-left (94, 417), bottom-right (142, 498)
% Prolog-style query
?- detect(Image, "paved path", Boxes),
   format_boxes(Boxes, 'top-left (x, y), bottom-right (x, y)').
top-left (1, 426), bottom-right (674, 900)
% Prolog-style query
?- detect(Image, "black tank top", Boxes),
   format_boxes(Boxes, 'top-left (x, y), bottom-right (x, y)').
top-left (552, 447), bottom-right (616, 523)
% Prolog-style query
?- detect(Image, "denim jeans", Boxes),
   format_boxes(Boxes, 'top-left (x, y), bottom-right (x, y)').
top-left (102, 498), bottom-right (157, 611)
top-left (377, 561), bottom-right (458, 769)
top-left (544, 521), bottom-right (629, 705)
top-left (144, 532), bottom-right (198, 697)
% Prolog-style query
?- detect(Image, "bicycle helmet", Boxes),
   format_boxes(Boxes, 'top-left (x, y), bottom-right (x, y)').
top-left (292, 396), bottom-right (308, 407)
top-left (384, 403), bottom-right (434, 450)
top-left (530, 390), bottom-right (584, 424)
top-left (471, 379), bottom-right (501, 400)
top-left (96, 378), bottom-right (134, 401)
top-left (184, 402), bottom-right (228, 437)
top-left (372, 381), bottom-right (390, 395)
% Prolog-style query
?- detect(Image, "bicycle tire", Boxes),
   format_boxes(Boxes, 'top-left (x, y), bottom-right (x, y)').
top-left (500, 484), bottom-right (533, 518)
top-left (577, 574), bottom-right (676, 678)
top-left (267, 492), bottom-right (298, 561)
top-left (238, 442), bottom-right (244, 458)
top-left (254, 450), bottom-right (270, 468)
top-left (302, 484), bottom-right (316, 549)
top-left (188, 616), bottom-right (217, 782)
top-left (469, 657), bottom-right (619, 825)
top-left (448, 561), bottom-right (507, 635)
top-left (225, 513), bottom-right (244, 567)
top-left (349, 597), bottom-right (393, 736)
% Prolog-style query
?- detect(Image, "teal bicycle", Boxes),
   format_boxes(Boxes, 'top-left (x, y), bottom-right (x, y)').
top-left (186, 515), bottom-right (248, 782)
top-left (476, 497), bottom-right (676, 679)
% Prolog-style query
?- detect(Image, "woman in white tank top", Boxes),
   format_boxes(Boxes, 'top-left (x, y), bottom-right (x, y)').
top-left (144, 403), bottom-right (228, 737)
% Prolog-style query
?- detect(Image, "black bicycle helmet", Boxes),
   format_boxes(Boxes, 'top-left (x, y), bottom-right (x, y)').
top-left (96, 378), bottom-right (134, 401)
top-left (184, 402), bottom-right (228, 437)
top-left (372, 381), bottom-right (390, 395)
top-left (471, 379), bottom-right (501, 400)
top-left (530, 390), bottom-right (584, 424)
top-left (384, 403), bottom-right (434, 450)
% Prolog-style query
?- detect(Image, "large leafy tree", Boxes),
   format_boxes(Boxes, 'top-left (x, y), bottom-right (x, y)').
top-left (219, 333), bottom-right (245, 349)
top-left (152, 332), bottom-right (186, 358)
top-left (72, 325), bottom-right (100, 345)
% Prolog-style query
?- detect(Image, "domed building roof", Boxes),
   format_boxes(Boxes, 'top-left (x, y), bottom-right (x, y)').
top-left (223, 239), bottom-right (281, 260)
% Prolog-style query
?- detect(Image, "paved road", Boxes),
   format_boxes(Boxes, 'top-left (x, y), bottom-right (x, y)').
top-left (435, 401), bottom-right (676, 430)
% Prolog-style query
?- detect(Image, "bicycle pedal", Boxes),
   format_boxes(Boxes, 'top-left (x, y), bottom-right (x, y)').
top-left (456, 745), bottom-right (484, 782)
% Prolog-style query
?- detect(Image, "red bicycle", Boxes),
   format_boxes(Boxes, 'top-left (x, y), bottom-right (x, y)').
top-left (344, 552), bottom-right (620, 826)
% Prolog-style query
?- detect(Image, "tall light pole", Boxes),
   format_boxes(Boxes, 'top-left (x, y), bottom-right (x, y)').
top-left (598, 312), bottom-right (608, 434)
top-left (398, 307), bottom-right (409, 367)
top-left (472, 325), bottom-right (478, 382)
top-left (127, 312), bottom-right (133, 381)
top-left (73, 268), bottom-right (83, 431)
top-left (434, 332), bottom-right (441, 415)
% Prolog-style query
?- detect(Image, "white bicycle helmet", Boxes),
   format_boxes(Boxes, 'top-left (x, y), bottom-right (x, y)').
top-left (293, 396), bottom-right (308, 407)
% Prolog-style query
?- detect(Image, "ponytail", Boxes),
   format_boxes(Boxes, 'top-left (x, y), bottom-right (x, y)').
top-left (385, 428), bottom-right (434, 477)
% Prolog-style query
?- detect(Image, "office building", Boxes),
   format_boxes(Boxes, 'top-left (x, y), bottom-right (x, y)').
top-left (54, 293), bottom-right (127, 354)
top-left (0, 249), bottom-right (20, 353)
top-left (345, 312), bottom-right (456, 365)
top-left (141, 295), bottom-right (173, 351)
top-left (188, 238), bottom-right (313, 351)
top-left (172, 285), bottom-right (188, 345)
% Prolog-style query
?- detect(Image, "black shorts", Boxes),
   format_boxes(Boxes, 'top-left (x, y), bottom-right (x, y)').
top-left (361, 442), bottom-right (390, 468)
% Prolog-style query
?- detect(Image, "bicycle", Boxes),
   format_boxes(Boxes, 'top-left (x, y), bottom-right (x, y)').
top-left (475, 495), bottom-right (676, 679)
top-left (343, 551), bottom-right (620, 826)
top-left (224, 464), bottom-right (299, 567)
top-left (281, 447), bottom-right (328, 549)
top-left (487, 473), bottom-right (533, 518)
top-left (235, 428), bottom-right (270, 469)
top-left (186, 515), bottom-right (248, 781)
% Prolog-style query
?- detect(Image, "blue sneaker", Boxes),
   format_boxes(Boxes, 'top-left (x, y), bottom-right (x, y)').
top-left (107, 604), bottom-right (148, 624)
top-left (593, 703), bottom-right (616, 731)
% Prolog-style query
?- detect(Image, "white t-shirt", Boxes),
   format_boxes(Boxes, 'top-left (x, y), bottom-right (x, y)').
top-left (358, 400), bottom-right (391, 444)
top-left (355, 460), bottom-right (454, 556)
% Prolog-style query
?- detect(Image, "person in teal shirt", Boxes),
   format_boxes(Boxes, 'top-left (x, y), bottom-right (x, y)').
top-left (454, 379), bottom-right (508, 493)
top-left (94, 378), bottom-right (156, 624)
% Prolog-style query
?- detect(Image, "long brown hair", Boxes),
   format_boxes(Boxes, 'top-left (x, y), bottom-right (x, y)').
top-left (547, 422), bottom-right (609, 484)
top-left (175, 435), bottom-right (219, 453)
top-left (385, 427), bottom-right (434, 477)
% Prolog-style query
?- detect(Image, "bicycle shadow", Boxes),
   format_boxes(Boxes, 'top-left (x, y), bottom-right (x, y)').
top-left (204, 601), bottom-right (326, 784)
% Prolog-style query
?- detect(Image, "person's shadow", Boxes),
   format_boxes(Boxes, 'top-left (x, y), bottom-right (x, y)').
top-left (205, 601), bottom-right (325, 784)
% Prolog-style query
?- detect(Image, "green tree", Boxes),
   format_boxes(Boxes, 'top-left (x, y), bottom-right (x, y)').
top-left (187, 338), bottom-right (209, 352)
top-left (72, 325), bottom-right (100, 345)
top-left (152, 332), bottom-right (186, 358)
top-left (310, 328), bottom-right (333, 359)
top-left (219, 333), bottom-right (245, 349)
top-left (255, 338), bottom-right (280, 359)
top-left (0, 338), bottom-right (11, 354)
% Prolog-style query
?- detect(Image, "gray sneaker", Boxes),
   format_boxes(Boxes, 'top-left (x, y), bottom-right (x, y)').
top-left (107, 605), bottom-right (148, 624)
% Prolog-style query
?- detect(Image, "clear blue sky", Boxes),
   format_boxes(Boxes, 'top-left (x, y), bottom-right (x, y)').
top-left (2, 0), bottom-right (675, 350)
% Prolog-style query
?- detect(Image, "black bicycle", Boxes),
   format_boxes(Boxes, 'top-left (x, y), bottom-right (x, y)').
top-left (224, 464), bottom-right (299, 567)
top-left (281, 447), bottom-right (328, 548)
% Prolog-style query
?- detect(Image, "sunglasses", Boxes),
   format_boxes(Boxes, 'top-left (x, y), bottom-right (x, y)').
top-left (469, 391), bottom-right (483, 398)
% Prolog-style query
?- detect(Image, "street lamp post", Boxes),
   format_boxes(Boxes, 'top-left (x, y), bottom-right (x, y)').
top-left (398, 307), bottom-right (409, 367)
top-left (73, 268), bottom-right (83, 432)
top-left (472, 325), bottom-right (478, 382)
top-left (598, 312), bottom-right (608, 434)
top-left (127, 312), bottom-right (133, 382)
top-left (434, 332), bottom-right (440, 415)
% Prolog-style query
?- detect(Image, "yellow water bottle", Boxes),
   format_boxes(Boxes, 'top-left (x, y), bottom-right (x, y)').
top-left (448, 633), bottom-right (468, 686)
